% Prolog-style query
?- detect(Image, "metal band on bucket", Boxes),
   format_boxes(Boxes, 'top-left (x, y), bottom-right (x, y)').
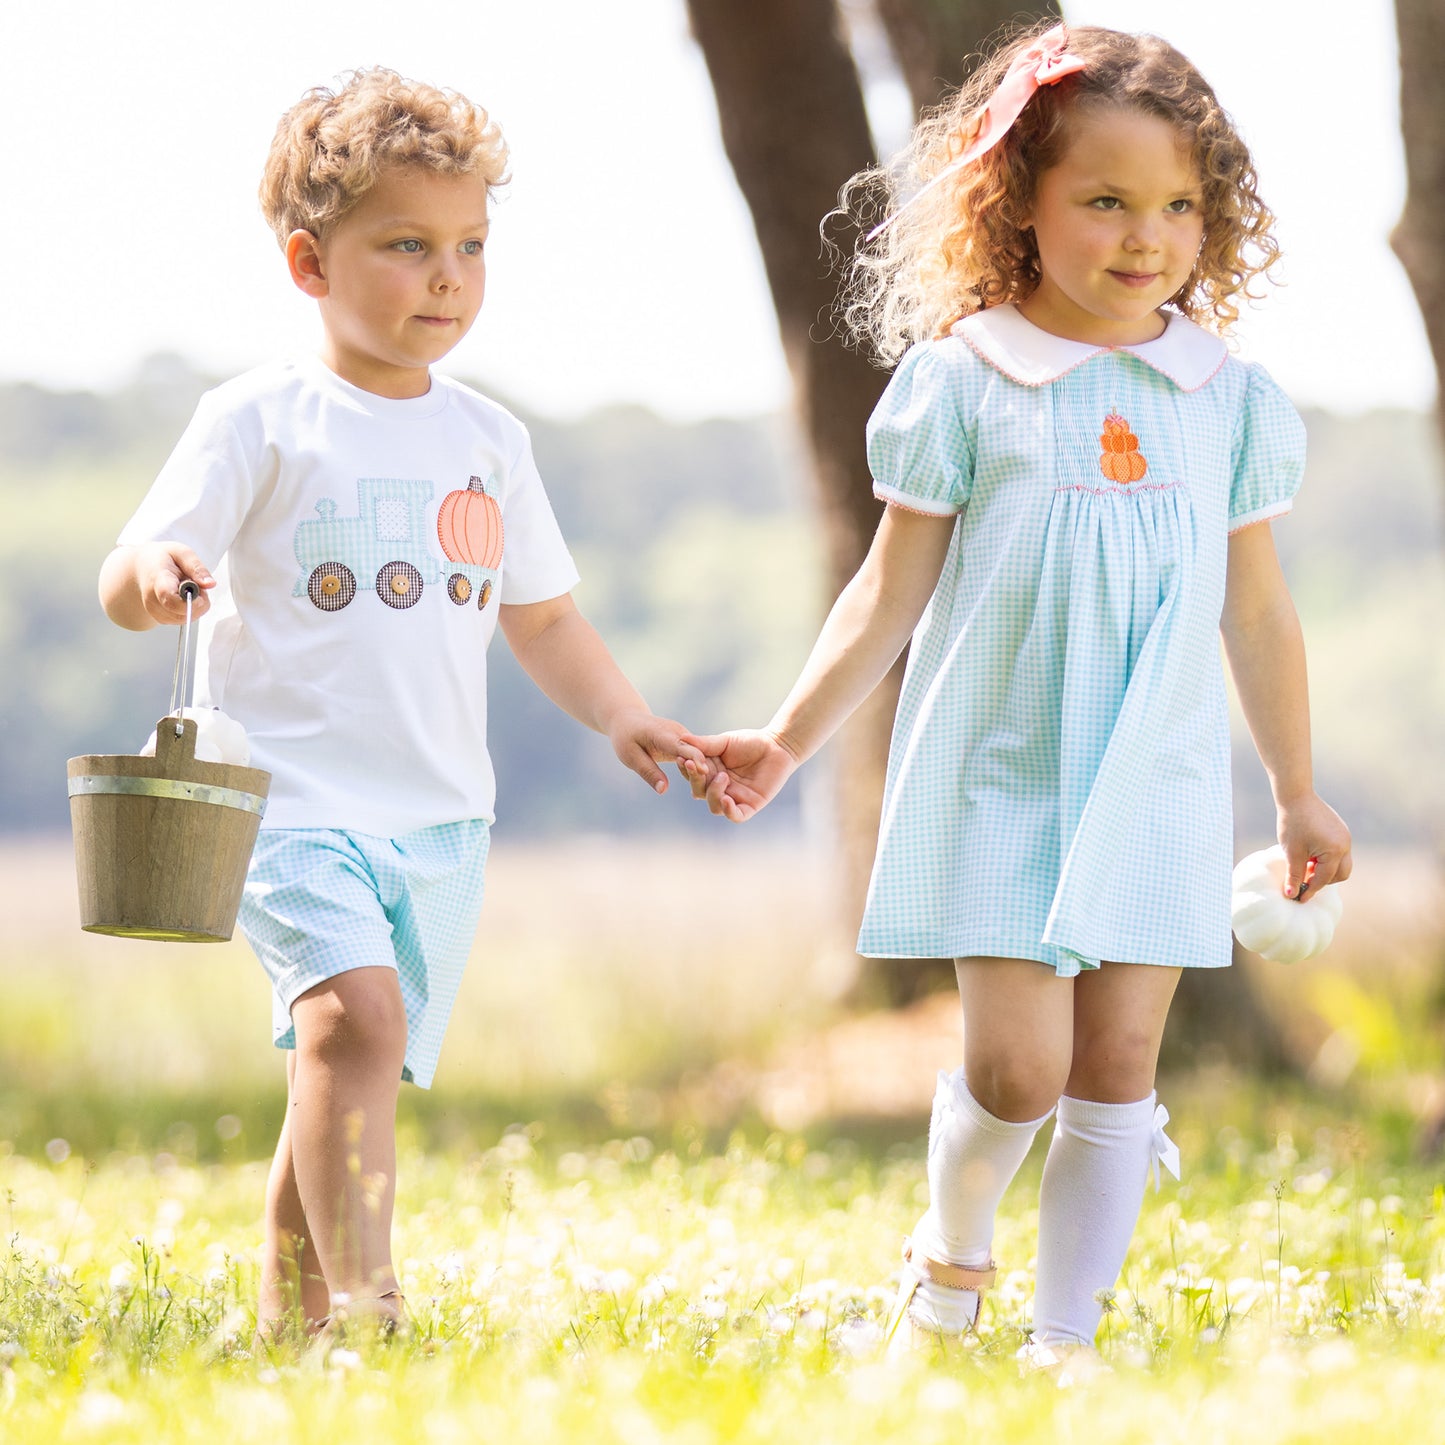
top-left (68, 774), bottom-right (268, 818)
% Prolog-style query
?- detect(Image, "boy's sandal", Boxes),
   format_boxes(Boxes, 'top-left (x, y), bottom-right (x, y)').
top-left (884, 1238), bottom-right (996, 1353)
top-left (313, 1289), bottom-right (410, 1351)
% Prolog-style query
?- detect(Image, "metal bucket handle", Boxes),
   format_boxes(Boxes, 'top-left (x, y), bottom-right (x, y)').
top-left (167, 580), bottom-right (200, 739)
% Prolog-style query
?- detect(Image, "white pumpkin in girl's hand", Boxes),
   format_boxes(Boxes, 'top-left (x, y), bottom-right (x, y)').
top-left (140, 709), bottom-right (251, 767)
top-left (1230, 845), bottom-right (1343, 964)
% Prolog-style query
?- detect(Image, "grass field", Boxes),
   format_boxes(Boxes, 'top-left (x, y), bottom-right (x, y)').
top-left (2, 837), bottom-right (1443, 1441)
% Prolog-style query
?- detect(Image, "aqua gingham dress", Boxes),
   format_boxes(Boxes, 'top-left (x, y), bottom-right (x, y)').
top-left (856, 304), bottom-right (1304, 975)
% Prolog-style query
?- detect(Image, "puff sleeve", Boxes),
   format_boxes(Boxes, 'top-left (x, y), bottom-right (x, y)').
top-left (867, 343), bottom-right (977, 515)
top-left (1228, 364), bottom-right (1306, 532)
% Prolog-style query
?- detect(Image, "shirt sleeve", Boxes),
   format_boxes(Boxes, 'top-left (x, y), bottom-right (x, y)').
top-left (496, 426), bottom-right (581, 604)
top-left (1228, 364), bottom-right (1306, 532)
top-left (866, 343), bottom-right (976, 515)
top-left (116, 387), bottom-right (259, 564)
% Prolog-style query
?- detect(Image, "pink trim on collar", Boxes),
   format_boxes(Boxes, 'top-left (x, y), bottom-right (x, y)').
top-left (952, 304), bottom-right (1228, 392)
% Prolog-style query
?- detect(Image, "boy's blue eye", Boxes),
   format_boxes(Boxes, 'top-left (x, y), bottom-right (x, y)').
top-left (393, 239), bottom-right (423, 253)
top-left (461, 239), bottom-right (485, 255)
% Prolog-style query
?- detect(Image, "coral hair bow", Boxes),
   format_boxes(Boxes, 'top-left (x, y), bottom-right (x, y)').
top-left (868, 24), bottom-right (1086, 241)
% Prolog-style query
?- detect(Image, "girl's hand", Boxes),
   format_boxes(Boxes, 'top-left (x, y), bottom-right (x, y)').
top-left (607, 708), bottom-right (707, 795)
top-left (1276, 793), bottom-right (1353, 898)
top-left (680, 730), bottom-right (800, 823)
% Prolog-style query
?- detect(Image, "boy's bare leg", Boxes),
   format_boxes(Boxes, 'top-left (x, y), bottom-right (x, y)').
top-left (256, 1052), bottom-right (329, 1339)
top-left (287, 966), bottom-right (408, 1325)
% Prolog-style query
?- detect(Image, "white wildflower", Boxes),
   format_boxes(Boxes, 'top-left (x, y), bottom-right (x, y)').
top-left (637, 1274), bottom-right (676, 1309)
top-left (832, 1318), bottom-right (882, 1358)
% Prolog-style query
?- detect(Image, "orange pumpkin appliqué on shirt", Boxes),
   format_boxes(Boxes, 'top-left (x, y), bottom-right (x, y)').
top-left (438, 474), bottom-right (505, 570)
top-left (1098, 414), bottom-right (1148, 484)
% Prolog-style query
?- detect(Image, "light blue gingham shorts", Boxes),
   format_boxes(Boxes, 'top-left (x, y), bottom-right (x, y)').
top-left (237, 820), bottom-right (490, 1089)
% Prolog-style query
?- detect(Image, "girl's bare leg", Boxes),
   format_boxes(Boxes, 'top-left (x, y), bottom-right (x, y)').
top-left (955, 955), bottom-right (1076, 1120)
top-left (257, 1052), bottom-right (329, 1338)
top-left (287, 966), bottom-right (408, 1324)
top-left (1065, 961), bottom-right (1181, 1102)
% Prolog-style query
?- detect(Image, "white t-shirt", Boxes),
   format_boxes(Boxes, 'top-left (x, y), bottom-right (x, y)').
top-left (118, 355), bottom-right (580, 834)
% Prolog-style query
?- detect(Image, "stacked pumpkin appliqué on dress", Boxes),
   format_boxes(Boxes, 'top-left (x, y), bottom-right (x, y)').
top-left (857, 303), bottom-right (1305, 975)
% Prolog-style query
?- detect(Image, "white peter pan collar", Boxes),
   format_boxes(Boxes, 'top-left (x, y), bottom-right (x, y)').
top-left (953, 303), bottom-right (1228, 392)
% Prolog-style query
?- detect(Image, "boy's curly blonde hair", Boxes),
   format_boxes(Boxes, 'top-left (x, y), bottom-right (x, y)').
top-left (837, 23), bottom-right (1279, 364)
top-left (259, 68), bottom-right (509, 244)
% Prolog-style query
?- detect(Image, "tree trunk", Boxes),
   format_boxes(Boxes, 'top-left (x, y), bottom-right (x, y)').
top-left (1392, 0), bottom-right (1445, 454)
top-left (1391, 0), bottom-right (1445, 1148)
top-left (874, 0), bottom-right (1042, 112)
top-left (685, 0), bottom-right (896, 955)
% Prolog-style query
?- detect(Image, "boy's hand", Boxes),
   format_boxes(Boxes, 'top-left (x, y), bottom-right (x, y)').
top-left (135, 543), bottom-right (216, 626)
top-left (1276, 793), bottom-right (1352, 899)
top-left (680, 730), bottom-right (799, 823)
top-left (608, 708), bottom-right (707, 795)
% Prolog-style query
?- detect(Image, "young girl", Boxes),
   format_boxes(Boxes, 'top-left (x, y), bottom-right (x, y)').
top-left (684, 24), bottom-right (1351, 1366)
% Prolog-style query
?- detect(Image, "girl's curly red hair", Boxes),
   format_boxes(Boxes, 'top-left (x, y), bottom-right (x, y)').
top-left (836, 23), bottom-right (1279, 364)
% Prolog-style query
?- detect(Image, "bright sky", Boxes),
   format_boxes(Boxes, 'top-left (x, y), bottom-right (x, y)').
top-left (1, 0), bottom-right (1427, 421)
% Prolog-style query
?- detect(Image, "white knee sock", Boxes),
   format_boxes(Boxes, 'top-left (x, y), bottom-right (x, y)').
top-left (1031, 1092), bottom-right (1162, 1348)
top-left (905, 1068), bottom-right (1053, 1332)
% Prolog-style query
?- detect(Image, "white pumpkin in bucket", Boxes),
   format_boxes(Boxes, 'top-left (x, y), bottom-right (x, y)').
top-left (141, 708), bottom-right (250, 766)
top-left (68, 580), bottom-right (270, 943)
top-left (1230, 845), bottom-right (1343, 964)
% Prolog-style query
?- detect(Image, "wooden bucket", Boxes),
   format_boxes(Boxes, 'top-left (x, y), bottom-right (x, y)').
top-left (67, 716), bottom-right (271, 943)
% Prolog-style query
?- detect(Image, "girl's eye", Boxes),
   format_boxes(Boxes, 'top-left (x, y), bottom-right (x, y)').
top-left (1091, 196), bottom-right (1122, 211)
top-left (1166, 199), bottom-right (1195, 214)
top-left (393, 239), bottom-right (423, 253)
top-left (461, 239), bottom-right (485, 256)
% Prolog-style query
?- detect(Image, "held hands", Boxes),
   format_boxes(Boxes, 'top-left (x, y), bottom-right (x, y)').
top-left (1276, 792), bottom-right (1352, 899)
top-left (678, 729), bottom-right (801, 823)
top-left (607, 708), bottom-right (708, 795)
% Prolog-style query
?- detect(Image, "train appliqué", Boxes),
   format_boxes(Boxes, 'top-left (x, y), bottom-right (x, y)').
top-left (294, 474), bottom-right (503, 612)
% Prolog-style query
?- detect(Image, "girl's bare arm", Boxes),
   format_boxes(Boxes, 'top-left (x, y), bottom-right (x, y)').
top-left (688, 505), bottom-right (957, 820)
top-left (1220, 522), bottom-right (1351, 895)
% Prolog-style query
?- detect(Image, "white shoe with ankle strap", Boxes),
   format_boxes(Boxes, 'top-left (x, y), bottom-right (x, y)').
top-left (883, 1237), bottom-right (997, 1356)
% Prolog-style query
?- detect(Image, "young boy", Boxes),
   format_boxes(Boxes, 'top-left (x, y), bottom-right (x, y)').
top-left (99, 68), bottom-right (700, 1340)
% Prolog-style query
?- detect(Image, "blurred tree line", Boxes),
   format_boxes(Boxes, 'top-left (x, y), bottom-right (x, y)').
top-left (2, 355), bottom-right (1441, 852)
top-left (0, 355), bottom-right (821, 839)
